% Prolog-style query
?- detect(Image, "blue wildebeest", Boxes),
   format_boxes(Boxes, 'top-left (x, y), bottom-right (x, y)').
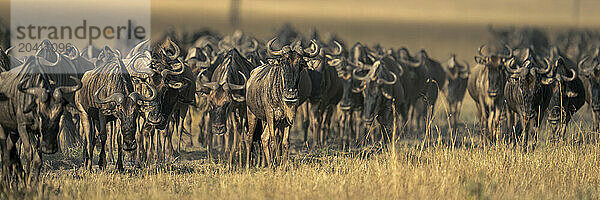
top-left (504, 47), bottom-right (553, 151)
top-left (75, 47), bottom-right (156, 170)
top-left (304, 40), bottom-right (343, 147)
top-left (145, 37), bottom-right (196, 162)
top-left (443, 54), bottom-right (470, 131)
top-left (245, 38), bottom-right (318, 167)
top-left (352, 55), bottom-right (405, 143)
top-left (578, 47), bottom-right (600, 131)
top-left (198, 48), bottom-right (252, 164)
top-left (329, 44), bottom-right (365, 147)
top-left (467, 42), bottom-right (513, 142)
top-left (543, 47), bottom-right (585, 141)
top-left (0, 56), bottom-right (80, 185)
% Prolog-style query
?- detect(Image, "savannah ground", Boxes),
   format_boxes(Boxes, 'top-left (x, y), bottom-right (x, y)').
top-left (2, 0), bottom-right (600, 199)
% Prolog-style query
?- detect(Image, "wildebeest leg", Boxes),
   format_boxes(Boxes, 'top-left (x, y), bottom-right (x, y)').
top-left (245, 108), bottom-right (257, 169)
top-left (323, 107), bottom-right (334, 146)
top-left (299, 102), bottom-right (309, 144)
top-left (105, 122), bottom-right (113, 164)
top-left (261, 123), bottom-right (272, 167)
top-left (95, 115), bottom-right (108, 170)
top-left (592, 110), bottom-right (600, 133)
top-left (116, 131), bottom-right (124, 171)
top-left (340, 111), bottom-right (349, 149)
top-left (17, 124), bottom-right (40, 185)
top-left (0, 125), bottom-right (23, 185)
top-left (353, 110), bottom-right (363, 146)
top-left (282, 125), bottom-right (291, 164)
top-left (308, 103), bottom-right (319, 147)
top-left (79, 111), bottom-right (94, 170)
top-left (177, 107), bottom-right (187, 154)
top-left (227, 111), bottom-right (235, 166)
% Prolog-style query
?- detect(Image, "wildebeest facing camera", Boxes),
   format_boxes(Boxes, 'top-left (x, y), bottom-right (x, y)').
top-left (1, 0), bottom-right (600, 199)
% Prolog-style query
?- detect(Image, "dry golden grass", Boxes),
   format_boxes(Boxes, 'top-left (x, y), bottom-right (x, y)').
top-left (5, 141), bottom-right (595, 200)
top-left (2, 1), bottom-right (600, 199)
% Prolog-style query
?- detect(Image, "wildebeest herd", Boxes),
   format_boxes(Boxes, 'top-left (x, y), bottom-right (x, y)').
top-left (1, 24), bottom-right (600, 187)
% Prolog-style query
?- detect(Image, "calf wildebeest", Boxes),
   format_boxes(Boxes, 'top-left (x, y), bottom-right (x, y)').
top-left (443, 54), bottom-right (470, 131)
top-left (577, 48), bottom-right (600, 131)
top-left (0, 56), bottom-right (80, 185)
top-left (468, 42), bottom-right (513, 141)
top-left (245, 38), bottom-right (318, 167)
top-left (352, 56), bottom-right (405, 143)
top-left (75, 47), bottom-right (156, 170)
top-left (543, 47), bottom-right (585, 141)
top-left (504, 47), bottom-right (553, 151)
top-left (198, 48), bottom-right (252, 164)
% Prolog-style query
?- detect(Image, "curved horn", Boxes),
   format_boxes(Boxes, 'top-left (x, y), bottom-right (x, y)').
top-left (352, 68), bottom-right (370, 81)
top-left (504, 58), bottom-right (520, 74)
top-left (227, 71), bottom-right (247, 91)
top-left (36, 50), bottom-right (61, 66)
top-left (57, 76), bottom-right (82, 94)
top-left (477, 44), bottom-right (486, 57)
top-left (267, 37), bottom-right (284, 56)
top-left (330, 40), bottom-right (343, 56)
top-left (560, 68), bottom-right (577, 82)
top-left (202, 82), bottom-right (219, 90)
top-left (578, 56), bottom-right (589, 70)
top-left (406, 56), bottom-right (425, 68)
top-left (303, 40), bottom-right (320, 58)
top-left (165, 38), bottom-right (180, 60)
top-left (534, 59), bottom-right (552, 74)
top-left (4, 46), bottom-right (14, 54)
top-left (377, 71), bottom-right (397, 85)
top-left (94, 85), bottom-right (125, 105)
top-left (161, 61), bottom-right (185, 78)
top-left (18, 77), bottom-right (48, 102)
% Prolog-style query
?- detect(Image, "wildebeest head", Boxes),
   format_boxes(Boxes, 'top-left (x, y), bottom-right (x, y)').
top-left (93, 58), bottom-right (157, 150)
top-left (444, 54), bottom-right (470, 125)
top-left (352, 59), bottom-right (401, 123)
top-left (545, 56), bottom-right (580, 125)
top-left (145, 38), bottom-right (193, 129)
top-left (19, 71), bottom-right (82, 154)
top-left (198, 49), bottom-right (248, 135)
top-left (445, 54), bottom-right (470, 97)
top-left (328, 42), bottom-right (364, 111)
top-left (266, 37), bottom-right (320, 103)
top-left (475, 43), bottom-right (513, 97)
top-left (505, 48), bottom-right (553, 119)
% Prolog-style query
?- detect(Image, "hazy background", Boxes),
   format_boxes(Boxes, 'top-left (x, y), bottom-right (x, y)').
top-left (2, 0), bottom-right (600, 121)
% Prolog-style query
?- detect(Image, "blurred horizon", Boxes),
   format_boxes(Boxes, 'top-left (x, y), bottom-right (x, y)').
top-left (2, 0), bottom-right (600, 62)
